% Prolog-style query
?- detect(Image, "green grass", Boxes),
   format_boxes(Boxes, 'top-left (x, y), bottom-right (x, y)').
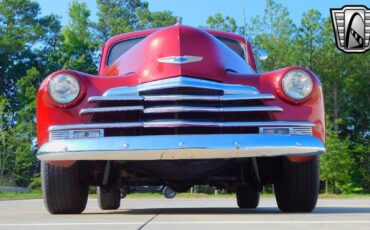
top-left (0, 191), bottom-right (42, 199)
top-left (1, 191), bottom-right (369, 200)
top-left (126, 193), bottom-right (370, 199)
top-left (127, 192), bottom-right (238, 198)
top-left (319, 193), bottom-right (370, 198)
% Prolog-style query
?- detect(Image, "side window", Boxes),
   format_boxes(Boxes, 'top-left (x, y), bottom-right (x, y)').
top-left (107, 37), bottom-right (146, 66)
top-left (216, 36), bottom-right (247, 61)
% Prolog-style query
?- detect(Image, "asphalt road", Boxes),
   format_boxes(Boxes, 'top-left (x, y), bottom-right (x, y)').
top-left (0, 197), bottom-right (369, 230)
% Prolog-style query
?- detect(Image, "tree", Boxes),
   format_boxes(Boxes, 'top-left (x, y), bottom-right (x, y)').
top-left (0, 0), bottom-right (56, 99)
top-left (94, 0), bottom-right (149, 43)
top-left (247, 0), bottom-right (297, 71)
top-left (31, 14), bottom-right (64, 78)
top-left (59, 0), bottom-right (98, 74)
top-left (94, 0), bottom-right (177, 44)
top-left (320, 127), bottom-right (353, 193)
top-left (296, 9), bottom-right (323, 70)
top-left (0, 68), bottom-right (38, 186)
top-left (0, 0), bottom-right (62, 186)
top-left (205, 13), bottom-right (238, 32)
top-left (137, 10), bottom-right (177, 29)
top-left (0, 96), bottom-right (12, 185)
top-left (11, 68), bottom-right (38, 186)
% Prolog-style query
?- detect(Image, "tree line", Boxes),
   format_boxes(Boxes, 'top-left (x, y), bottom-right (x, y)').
top-left (0, 0), bottom-right (368, 193)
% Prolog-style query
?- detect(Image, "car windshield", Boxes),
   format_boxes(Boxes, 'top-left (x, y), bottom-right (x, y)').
top-left (107, 36), bottom-right (247, 66)
top-left (215, 36), bottom-right (246, 60)
top-left (107, 37), bottom-right (145, 66)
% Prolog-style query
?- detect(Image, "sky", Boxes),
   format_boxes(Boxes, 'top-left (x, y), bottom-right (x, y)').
top-left (35, 0), bottom-right (369, 27)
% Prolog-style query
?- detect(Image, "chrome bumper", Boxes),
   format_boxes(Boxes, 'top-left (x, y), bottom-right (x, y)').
top-left (37, 134), bottom-right (325, 161)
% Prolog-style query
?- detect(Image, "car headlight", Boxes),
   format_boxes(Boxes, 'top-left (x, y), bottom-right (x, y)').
top-left (282, 70), bottom-right (313, 100)
top-left (49, 73), bottom-right (80, 104)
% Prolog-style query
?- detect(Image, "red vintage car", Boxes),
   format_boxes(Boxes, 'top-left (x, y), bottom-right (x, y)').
top-left (36, 24), bottom-right (325, 214)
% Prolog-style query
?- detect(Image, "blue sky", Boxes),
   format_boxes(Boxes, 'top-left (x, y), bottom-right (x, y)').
top-left (35, 0), bottom-right (369, 27)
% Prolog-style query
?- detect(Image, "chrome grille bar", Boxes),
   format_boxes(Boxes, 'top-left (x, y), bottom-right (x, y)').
top-left (88, 96), bottom-right (143, 102)
top-left (222, 94), bottom-right (275, 101)
top-left (103, 77), bottom-right (260, 96)
top-left (143, 106), bottom-right (283, 114)
top-left (88, 94), bottom-right (276, 103)
top-left (80, 106), bottom-right (143, 115)
top-left (49, 121), bottom-right (315, 132)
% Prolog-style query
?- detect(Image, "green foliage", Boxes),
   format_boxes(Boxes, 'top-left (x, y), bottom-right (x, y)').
top-left (94, 0), bottom-right (147, 42)
top-left (320, 126), bottom-right (353, 193)
top-left (247, 0), bottom-right (297, 71)
top-left (0, 96), bottom-right (11, 186)
top-left (12, 68), bottom-right (38, 186)
top-left (94, 0), bottom-right (176, 43)
top-left (205, 13), bottom-right (237, 32)
top-left (138, 10), bottom-right (177, 29)
top-left (29, 174), bottom-right (41, 192)
top-left (60, 0), bottom-right (98, 74)
top-left (0, 0), bottom-right (57, 99)
top-left (296, 9), bottom-right (323, 69)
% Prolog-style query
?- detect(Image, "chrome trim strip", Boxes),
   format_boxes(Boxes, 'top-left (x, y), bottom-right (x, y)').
top-left (49, 123), bottom-right (143, 131)
top-left (79, 106), bottom-right (143, 115)
top-left (144, 95), bottom-right (219, 101)
top-left (144, 121), bottom-right (219, 128)
top-left (222, 94), bottom-right (275, 101)
top-left (144, 106), bottom-right (219, 113)
top-left (89, 94), bottom-right (275, 103)
top-left (88, 96), bottom-right (143, 102)
top-left (103, 76), bottom-right (259, 96)
top-left (144, 94), bottom-right (276, 101)
top-left (221, 106), bottom-right (282, 112)
top-left (48, 121), bottom-right (315, 132)
top-left (143, 106), bottom-right (283, 113)
top-left (37, 134), bottom-right (326, 161)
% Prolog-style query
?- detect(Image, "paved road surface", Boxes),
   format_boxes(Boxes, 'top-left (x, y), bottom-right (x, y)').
top-left (0, 197), bottom-right (369, 230)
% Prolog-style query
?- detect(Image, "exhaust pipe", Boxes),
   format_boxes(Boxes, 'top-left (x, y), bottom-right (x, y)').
top-left (163, 186), bottom-right (176, 199)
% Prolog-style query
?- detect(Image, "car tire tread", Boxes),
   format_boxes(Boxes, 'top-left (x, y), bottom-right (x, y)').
top-left (274, 157), bottom-right (319, 212)
top-left (41, 162), bottom-right (89, 214)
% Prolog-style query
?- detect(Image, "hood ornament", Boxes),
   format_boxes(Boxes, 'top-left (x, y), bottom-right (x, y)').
top-left (175, 17), bottom-right (182, 25)
top-left (157, 56), bottom-right (203, 64)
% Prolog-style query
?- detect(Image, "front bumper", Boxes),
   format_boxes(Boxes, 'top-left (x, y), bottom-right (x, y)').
top-left (37, 134), bottom-right (325, 161)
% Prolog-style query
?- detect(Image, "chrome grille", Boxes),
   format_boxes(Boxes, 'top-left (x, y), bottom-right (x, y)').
top-left (80, 77), bottom-right (286, 136)
top-left (291, 127), bottom-right (313, 136)
top-left (49, 130), bottom-right (70, 140)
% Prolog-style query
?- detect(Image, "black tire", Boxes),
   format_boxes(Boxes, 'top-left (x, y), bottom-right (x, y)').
top-left (41, 161), bottom-right (89, 214)
top-left (236, 185), bottom-right (260, 208)
top-left (274, 157), bottom-right (319, 212)
top-left (97, 187), bottom-right (121, 210)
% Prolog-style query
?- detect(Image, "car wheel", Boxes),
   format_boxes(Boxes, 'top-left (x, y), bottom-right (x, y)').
top-left (41, 161), bottom-right (89, 214)
top-left (236, 185), bottom-right (260, 208)
top-left (274, 156), bottom-right (319, 212)
top-left (97, 187), bottom-right (121, 210)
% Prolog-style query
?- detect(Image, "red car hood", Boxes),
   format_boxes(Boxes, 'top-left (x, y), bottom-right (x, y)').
top-left (103, 25), bottom-right (253, 83)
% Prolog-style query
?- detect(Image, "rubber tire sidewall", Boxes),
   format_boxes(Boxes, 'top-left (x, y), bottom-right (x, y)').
top-left (274, 156), bottom-right (319, 212)
top-left (236, 186), bottom-right (260, 208)
top-left (41, 161), bottom-right (89, 214)
top-left (97, 187), bottom-right (121, 210)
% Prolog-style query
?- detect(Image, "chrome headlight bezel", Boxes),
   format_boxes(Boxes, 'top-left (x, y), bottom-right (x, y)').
top-left (48, 73), bottom-right (80, 104)
top-left (282, 70), bottom-right (313, 100)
